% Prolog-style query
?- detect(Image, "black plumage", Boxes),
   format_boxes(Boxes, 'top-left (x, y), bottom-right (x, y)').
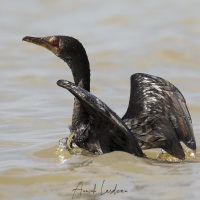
top-left (22, 35), bottom-right (196, 159)
top-left (57, 80), bottom-right (144, 157)
top-left (123, 73), bottom-right (195, 159)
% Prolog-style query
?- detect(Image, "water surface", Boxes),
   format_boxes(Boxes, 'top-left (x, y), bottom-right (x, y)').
top-left (1, 0), bottom-right (200, 199)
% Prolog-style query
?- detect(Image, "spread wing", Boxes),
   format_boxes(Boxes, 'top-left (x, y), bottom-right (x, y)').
top-left (57, 80), bottom-right (144, 157)
top-left (122, 73), bottom-right (196, 159)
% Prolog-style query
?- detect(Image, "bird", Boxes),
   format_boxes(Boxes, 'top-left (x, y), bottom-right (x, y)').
top-left (22, 35), bottom-right (196, 159)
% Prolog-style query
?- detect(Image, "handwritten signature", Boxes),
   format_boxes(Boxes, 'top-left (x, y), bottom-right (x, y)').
top-left (72, 180), bottom-right (128, 199)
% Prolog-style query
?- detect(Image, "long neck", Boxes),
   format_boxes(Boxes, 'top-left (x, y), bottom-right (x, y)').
top-left (66, 55), bottom-right (90, 131)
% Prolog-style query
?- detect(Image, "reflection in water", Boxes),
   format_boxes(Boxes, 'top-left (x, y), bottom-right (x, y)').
top-left (1, 0), bottom-right (200, 199)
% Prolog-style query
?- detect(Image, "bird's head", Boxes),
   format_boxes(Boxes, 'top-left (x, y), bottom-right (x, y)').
top-left (22, 35), bottom-right (88, 64)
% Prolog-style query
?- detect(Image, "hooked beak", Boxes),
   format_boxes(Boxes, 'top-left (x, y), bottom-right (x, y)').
top-left (22, 36), bottom-right (58, 55)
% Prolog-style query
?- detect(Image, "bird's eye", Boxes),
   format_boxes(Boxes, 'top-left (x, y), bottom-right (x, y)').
top-left (52, 39), bottom-right (59, 46)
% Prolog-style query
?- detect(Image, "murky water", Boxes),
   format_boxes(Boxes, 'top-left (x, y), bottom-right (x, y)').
top-left (1, 0), bottom-right (200, 199)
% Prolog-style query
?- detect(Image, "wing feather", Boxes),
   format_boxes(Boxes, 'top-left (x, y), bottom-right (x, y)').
top-left (57, 79), bottom-right (144, 157)
top-left (122, 73), bottom-right (196, 159)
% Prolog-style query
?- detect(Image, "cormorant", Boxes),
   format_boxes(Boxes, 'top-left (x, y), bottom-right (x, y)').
top-left (22, 35), bottom-right (196, 159)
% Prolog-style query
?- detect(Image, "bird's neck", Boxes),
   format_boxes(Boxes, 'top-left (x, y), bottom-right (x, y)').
top-left (67, 58), bottom-right (90, 131)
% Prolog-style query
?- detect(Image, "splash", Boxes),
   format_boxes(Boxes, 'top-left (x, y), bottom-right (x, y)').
top-left (56, 134), bottom-right (197, 163)
top-left (157, 148), bottom-right (196, 163)
top-left (55, 133), bottom-right (84, 163)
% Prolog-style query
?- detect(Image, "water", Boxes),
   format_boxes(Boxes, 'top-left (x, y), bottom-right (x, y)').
top-left (1, 0), bottom-right (200, 199)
